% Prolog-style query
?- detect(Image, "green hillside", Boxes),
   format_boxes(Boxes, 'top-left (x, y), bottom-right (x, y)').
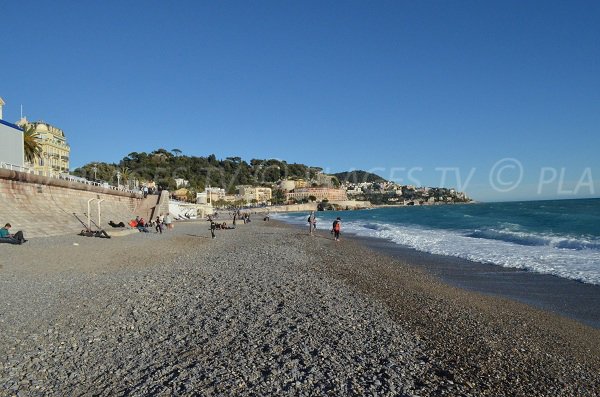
top-left (73, 149), bottom-right (321, 193)
top-left (332, 170), bottom-right (387, 184)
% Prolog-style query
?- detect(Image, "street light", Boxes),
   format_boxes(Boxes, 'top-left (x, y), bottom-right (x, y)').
top-left (44, 152), bottom-right (50, 177)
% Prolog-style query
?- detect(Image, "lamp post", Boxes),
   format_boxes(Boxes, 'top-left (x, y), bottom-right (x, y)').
top-left (45, 152), bottom-right (50, 177)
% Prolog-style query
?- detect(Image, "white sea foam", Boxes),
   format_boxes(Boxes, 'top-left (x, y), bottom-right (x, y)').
top-left (273, 213), bottom-right (600, 285)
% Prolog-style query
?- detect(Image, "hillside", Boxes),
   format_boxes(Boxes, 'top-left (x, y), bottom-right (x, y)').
top-left (73, 149), bottom-right (322, 193)
top-left (332, 170), bottom-right (387, 184)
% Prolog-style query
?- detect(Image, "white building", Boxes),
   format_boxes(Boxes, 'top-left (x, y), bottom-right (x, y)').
top-left (196, 187), bottom-right (226, 204)
top-left (0, 98), bottom-right (25, 168)
top-left (237, 185), bottom-right (272, 204)
top-left (174, 178), bottom-right (189, 188)
top-left (346, 187), bottom-right (363, 195)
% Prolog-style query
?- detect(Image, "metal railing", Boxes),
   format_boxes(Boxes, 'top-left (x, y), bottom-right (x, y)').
top-left (0, 162), bottom-right (142, 196)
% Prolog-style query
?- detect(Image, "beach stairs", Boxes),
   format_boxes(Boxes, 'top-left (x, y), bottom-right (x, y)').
top-left (133, 194), bottom-right (162, 222)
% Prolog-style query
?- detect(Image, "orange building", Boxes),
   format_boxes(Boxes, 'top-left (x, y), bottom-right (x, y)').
top-left (286, 187), bottom-right (347, 202)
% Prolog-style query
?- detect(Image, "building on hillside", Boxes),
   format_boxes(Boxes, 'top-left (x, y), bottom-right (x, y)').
top-left (0, 97), bottom-right (25, 168)
top-left (17, 117), bottom-right (70, 176)
top-left (174, 178), bottom-right (189, 188)
top-left (236, 185), bottom-right (272, 204)
top-left (294, 179), bottom-right (308, 188)
top-left (196, 192), bottom-right (208, 204)
top-left (171, 188), bottom-right (190, 201)
top-left (278, 179), bottom-right (296, 192)
top-left (285, 187), bottom-right (348, 202)
top-left (223, 194), bottom-right (239, 203)
top-left (196, 187), bottom-right (226, 204)
top-left (346, 186), bottom-right (364, 195)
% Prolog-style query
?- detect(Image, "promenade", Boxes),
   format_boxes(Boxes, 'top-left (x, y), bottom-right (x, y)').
top-left (1, 220), bottom-right (598, 396)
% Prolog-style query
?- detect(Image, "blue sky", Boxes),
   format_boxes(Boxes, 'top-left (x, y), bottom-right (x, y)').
top-left (1, 1), bottom-right (599, 201)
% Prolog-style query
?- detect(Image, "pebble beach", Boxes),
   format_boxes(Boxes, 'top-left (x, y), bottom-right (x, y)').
top-left (1, 220), bottom-right (599, 396)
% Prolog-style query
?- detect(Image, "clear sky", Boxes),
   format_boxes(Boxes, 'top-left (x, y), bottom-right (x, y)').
top-left (1, 1), bottom-right (599, 201)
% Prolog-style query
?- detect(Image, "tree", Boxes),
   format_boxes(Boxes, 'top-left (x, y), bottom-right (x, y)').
top-left (186, 189), bottom-right (196, 203)
top-left (22, 124), bottom-right (42, 163)
top-left (271, 189), bottom-right (286, 205)
top-left (119, 167), bottom-right (132, 183)
top-left (172, 148), bottom-right (182, 157)
top-left (308, 195), bottom-right (317, 202)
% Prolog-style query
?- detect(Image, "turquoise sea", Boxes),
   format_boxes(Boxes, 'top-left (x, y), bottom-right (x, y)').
top-left (274, 198), bottom-right (600, 286)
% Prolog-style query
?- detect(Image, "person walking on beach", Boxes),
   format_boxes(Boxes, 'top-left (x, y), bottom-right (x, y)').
top-left (164, 213), bottom-right (173, 230)
top-left (308, 211), bottom-right (316, 235)
top-left (332, 217), bottom-right (341, 241)
top-left (155, 216), bottom-right (163, 234)
top-left (210, 220), bottom-right (216, 239)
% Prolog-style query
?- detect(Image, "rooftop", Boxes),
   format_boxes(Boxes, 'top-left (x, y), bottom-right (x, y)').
top-left (0, 119), bottom-right (22, 131)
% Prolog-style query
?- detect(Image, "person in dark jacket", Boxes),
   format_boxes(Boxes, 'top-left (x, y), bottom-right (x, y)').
top-left (332, 217), bottom-right (341, 242)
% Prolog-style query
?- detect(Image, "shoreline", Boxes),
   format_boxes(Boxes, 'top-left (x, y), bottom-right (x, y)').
top-left (273, 213), bottom-right (600, 329)
top-left (1, 220), bottom-right (599, 395)
top-left (354, 233), bottom-right (600, 329)
top-left (266, 220), bottom-right (600, 395)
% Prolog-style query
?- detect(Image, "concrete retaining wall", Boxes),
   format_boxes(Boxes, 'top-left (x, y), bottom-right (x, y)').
top-left (0, 169), bottom-right (143, 237)
top-left (249, 204), bottom-right (318, 213)
top-left (329, 200), bottom-right (372, 209)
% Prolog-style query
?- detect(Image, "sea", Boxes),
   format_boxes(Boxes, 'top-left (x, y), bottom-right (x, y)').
top-left (273, 198), bottom-right (600, 286)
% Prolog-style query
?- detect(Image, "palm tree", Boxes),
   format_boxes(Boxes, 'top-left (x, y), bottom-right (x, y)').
top-left (119, 167), bottom-right (132, 185)
top-left (22, 124), bottom-right (42, 163)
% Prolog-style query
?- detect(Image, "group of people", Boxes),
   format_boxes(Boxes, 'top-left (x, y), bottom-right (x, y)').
top-left (124, 213), bottom-right (174, 234)
top-left (139, 185), bottom-right (160, 197)
top-left (231, 211), bottom-right (252, 225)
top-left (307, 211), bottom-right (342, 241)
top-left (0, 223), bottom-right (27, 245)
top-left (208, 219), bottom-right (236, 239)
top-left (1, 211), bottom-right (343, 245)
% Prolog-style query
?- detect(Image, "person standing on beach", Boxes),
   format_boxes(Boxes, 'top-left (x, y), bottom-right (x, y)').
top-left (332, 217), bottom-right (341, 241)
top-left (210, 220), bottom-right (216, 239)
top-left (308, 211), bottom-right (316, 235)
top-left (164, 213), bottom-right (173, 230)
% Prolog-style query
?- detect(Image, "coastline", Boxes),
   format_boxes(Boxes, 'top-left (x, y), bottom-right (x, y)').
top-left (1, 220), bottom-right (599, 395)
top-left (354, 233), bottom-right (600, 329)
top-left (267, 220), bottom-right (600, 393)
top-left (271, 216), bottom-right (600, 331)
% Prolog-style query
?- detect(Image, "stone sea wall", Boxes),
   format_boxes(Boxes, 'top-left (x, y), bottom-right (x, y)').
top-left (0, 169), bottom-right (142, 237)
